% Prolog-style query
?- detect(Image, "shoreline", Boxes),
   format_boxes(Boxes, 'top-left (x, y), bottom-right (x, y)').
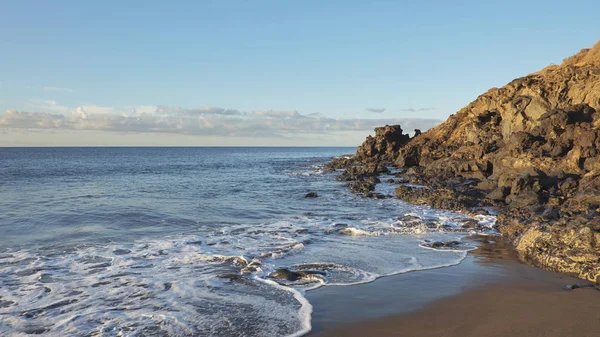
top-left (313, 280), bottom-right (600, 337)
top-left (306, 236), bottom-right (597, 336)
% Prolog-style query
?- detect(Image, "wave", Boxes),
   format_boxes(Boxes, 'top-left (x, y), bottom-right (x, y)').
top-left (0, 205), bottom-right (497, 336)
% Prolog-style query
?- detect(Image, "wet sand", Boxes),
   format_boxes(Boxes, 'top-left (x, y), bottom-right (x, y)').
top-left (307, 236), bottom-right (600, 336)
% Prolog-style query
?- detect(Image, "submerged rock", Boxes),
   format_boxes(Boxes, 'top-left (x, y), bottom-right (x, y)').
top-left (269, 268), bottom-right (303, 281)
top-left (268, 268), bottom-right (326, 282)
top-left (217, 273), bottom-right (243, 281)
top-left (305, 192), bottom-right (319, 198)
top-left (365, 192), bottom-right (387, 199)
top-left (113, 248), bottom-right (131, 255)
top-left (424, 241), bottom-right (462, 249)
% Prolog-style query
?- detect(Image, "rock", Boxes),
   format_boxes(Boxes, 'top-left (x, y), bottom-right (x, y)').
top-left (268, 267), bottom-right (326, 282)
top-left (369, 192), bottom-right (387, 199)
top-left (327, 40), bottom-right (600, 283)
top-left (565, 284), bottom-right (596, 290)
top-left (487, 187), bottom-right (509, 201)
top-left (394, 184), bottom-right (486, 211)
top-left (473, 208), bottom-right (491, 216)
top-left (398, 214), bottom-right (421, 222)
top-left (395, 146), bottom-right (420, 167)
top-left (336, 165), bottom-right (384, 182)
top-left (506, 190), bottom-right (542, 209)
top-left (325, 155), bottom-right (356, 170)
top-left (425, 241), bottom-right (462, 249)
top-left (542, 208), bottom-right (560, 220)
top-left (217, 273), bottom-right (243, 281)
top-left (305, 192), bottom-right (319, 198)
top-left (355, 125), bottom-right (412, 163)
top-left (113, 249), bottom-right (131, 255)
top-left (369, 176), bottom-right (382, 184)
top-left (560, 177), bottom-right (578, 192)
top-left (347, 179), bottom-right (376, 194)
top-left (460, 219), bottom-right (479, 229)
top-left (269, 268), bottom-right (303, 281)
top-left (508, 132), bottom-right (538, 152)
top-left (0, 300), bottom-right (15, 308)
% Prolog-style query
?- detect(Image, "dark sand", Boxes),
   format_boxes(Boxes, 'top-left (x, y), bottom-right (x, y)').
top-left (307, 236), bottom-right (600, 336)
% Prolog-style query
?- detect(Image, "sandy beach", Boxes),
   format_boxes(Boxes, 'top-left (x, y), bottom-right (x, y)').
top-left (308, 236), bottom-right (600, 336)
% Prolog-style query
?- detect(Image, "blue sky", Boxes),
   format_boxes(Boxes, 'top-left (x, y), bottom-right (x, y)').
top-left (1, 0), bottom-right (599, 145)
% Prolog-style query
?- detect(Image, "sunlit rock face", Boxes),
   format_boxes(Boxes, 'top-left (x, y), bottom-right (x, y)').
top-left (338, 41), bottom-right (600, 282)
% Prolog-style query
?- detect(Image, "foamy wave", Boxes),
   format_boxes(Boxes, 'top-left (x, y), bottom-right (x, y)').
top-left (288, 164), bottom-right (330, 176)
top-left (335, 227), bottom-right (379, 236)
top-left (0, 211), bottom-right (496, 336)
top-left (0, 237), bottom-right (312, 336)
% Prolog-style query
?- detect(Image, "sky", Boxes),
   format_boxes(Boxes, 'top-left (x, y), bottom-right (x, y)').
top-left (1, 0), bottom-right (599, 146)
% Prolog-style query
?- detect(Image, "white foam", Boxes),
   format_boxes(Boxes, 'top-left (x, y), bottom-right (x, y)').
top-left (335, 227), bottom-right (380, 236)
top-left (0, 238), bottom-right (311, 336)
top-left (474, 214), bottom-right (498, 230)
top-left (257, 277), bottom-right (313, 337)
top-left (288, 164), bottom-right (329, 176)
top-left (0, 197), bottom-right (497, 336)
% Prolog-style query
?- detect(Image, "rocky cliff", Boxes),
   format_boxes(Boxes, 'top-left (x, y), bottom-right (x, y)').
top-left (334, 41), bottom-right (600, 282)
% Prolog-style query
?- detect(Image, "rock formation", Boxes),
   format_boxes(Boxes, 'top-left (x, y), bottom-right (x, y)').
top-left (334, 40), bottom-right (600, 282)
top-left (355, 124), bottom-right (411, 163)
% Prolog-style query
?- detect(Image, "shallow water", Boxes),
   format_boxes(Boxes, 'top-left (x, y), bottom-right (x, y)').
top-left (0, 147), bottom-right (495, 336)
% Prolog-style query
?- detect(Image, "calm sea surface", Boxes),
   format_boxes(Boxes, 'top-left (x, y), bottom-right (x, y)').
top-left (0, 147), bottom-right (495, 336)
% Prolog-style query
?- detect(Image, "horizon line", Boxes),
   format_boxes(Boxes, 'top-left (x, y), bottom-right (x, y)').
top-left (0, 145), bottom-right (359, 148)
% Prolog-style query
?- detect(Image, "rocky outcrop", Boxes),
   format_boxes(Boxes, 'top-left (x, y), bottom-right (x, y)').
top-left (332, 40), bottom-right (600, 283)
top-left (355, 125), bottom-right (412, 164)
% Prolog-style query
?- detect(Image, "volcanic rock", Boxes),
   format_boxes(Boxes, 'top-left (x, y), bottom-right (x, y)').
top-left (332, 40), bottom-right (600, 282)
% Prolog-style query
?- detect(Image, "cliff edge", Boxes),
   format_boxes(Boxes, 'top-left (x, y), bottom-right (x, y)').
top-left (333, 40), bottom-right (600, 282)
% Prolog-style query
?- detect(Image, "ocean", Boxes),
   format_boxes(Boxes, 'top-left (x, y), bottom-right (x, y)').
top-left (0, 147), bottom-right (496, 336)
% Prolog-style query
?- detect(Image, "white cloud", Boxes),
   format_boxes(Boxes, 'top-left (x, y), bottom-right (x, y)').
top-left (131, 106), bottom-right (158, 114)
top-left (0, 110), bottom-right (66, 129)
top-left (73, 107), bottom-right (88, 119)
top-left (399, 107), bottom-right (435, 112)
top-left (156, 105), bottom-right (243, 116)
top-left (365, 108), bottom-right (385, 113)
top-left (254, 110), bottom-right (299, 118)
top-left (0, 101), bottom-right (442, 141)
top-left (77, 105), bottom-right (116, 115)
top-left (193, 106), bottom-right (243, 116)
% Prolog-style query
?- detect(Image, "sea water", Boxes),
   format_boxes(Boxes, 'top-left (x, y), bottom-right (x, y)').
top-left (0, 147), bottom-right (495, 336)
